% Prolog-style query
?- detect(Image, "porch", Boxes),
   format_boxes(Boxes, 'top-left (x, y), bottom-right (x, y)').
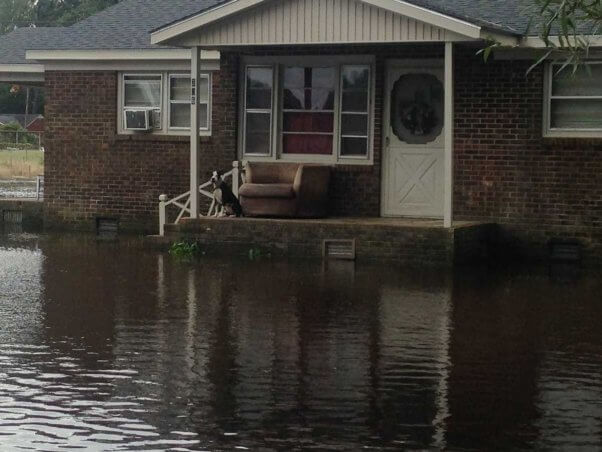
top-left (148, 0), bottom-right (511, 264)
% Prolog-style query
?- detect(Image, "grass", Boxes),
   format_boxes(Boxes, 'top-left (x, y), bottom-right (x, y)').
top-left (0, 150), bottom-right (44, 180)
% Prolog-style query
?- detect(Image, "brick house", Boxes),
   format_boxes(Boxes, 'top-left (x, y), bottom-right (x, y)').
top-left (0, 0), bottom-right (600, 261)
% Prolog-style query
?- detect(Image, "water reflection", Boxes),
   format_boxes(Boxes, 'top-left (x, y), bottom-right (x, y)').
top-left (0, 234), bottom-right (600, 451)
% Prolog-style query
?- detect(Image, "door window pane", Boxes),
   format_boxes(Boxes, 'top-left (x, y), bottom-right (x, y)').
top-left (390, 72), bottom-right (443, 145)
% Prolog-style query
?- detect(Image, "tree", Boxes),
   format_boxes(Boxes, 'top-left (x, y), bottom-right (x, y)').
top-left (0, 0), bottom-right (118, 114)
top-left (33, 0), bottom-right (120, 27)
top-left (0, 0), bottom-right (120, 33)
top-left (0, 0), bottom-right (34, 34)
top-left (537, 0), bottom-right (602, 67)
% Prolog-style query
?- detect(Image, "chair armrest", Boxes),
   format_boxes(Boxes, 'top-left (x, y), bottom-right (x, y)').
top-left (293, 165), bottom-right (331, 217)
top-left (243, 161), bottom-right (254, 183)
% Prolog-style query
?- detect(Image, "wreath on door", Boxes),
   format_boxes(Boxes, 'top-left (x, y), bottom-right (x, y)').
top-left (391, 73), bottom-right (443, 145)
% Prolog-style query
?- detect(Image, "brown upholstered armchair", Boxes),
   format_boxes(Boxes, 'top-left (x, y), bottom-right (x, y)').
top-left (238, 162), bottom-right (331, 218)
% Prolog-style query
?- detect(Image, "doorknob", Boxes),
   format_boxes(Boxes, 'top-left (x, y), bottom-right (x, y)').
top-left (385, 136), bottom-right (390, 148)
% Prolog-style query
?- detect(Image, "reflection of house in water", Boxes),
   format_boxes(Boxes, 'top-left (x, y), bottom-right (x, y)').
top-left (122, 258), bottom-right (456, 449)
top-left (34, 238), bottom-right (601, 449)
top-left (446, 268), bottom-right (602, 450)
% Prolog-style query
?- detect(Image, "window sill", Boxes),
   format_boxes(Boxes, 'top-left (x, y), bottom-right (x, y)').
top-left (116, 133), bottom-right (212, 143)
top-left (544, 130), bottom-right (602, 139)
top-left (242, 156), bottom-right (374, 167)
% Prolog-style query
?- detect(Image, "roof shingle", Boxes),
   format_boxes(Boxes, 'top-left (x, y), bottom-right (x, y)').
top-left (0, 0), bottom-right (596, 66)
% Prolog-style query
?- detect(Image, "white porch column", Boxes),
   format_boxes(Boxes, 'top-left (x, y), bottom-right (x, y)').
top-left (443, 42), bottom-right (454, 228)
top-left (190, 46), bottom-right (202, 218)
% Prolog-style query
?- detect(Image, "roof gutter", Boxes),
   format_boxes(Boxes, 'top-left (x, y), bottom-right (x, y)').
top-left (0, 64), bottom-right (45, 83)
top-left (0, 63), bottom-right (44, 73)
top-left (521, 35), bottom-right (602, 48)
top-left (26, 48), bottom-right (220, 61)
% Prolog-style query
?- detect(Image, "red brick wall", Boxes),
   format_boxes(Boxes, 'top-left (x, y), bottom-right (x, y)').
top-left (44, 54), bottom-right (238, 232)
top-left (454, 48), bottom-right (602, 260)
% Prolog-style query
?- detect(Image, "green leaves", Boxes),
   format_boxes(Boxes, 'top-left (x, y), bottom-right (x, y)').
top-left (536, 0), bottom-right (602, 69)
top-left (476, 38), bottom-right (502, 63)
top-left (479, 1), bottom-right (602, 73)
top-left (0, 0), bottom-right (120, 34)
top-left (168, 240), bottom-right (204, 259)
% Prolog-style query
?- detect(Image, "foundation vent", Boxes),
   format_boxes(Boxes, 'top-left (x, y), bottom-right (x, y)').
top-left (549, 239), bottom-right (582, 262)
top-left (2, 210), bottom-right (23, 224)
top-left (323, 239), bottom-right (356, 260)
top-left (96, 218), bottom-right (119, 236)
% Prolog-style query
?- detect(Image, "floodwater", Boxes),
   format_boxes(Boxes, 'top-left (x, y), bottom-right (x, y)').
top-left (0, 180), bottom-right (38, 199)
top-left (0, 233), bottom-right (600, 451)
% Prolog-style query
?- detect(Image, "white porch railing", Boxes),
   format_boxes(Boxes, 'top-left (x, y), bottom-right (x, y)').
top-left (36, 175), bottom-right (44, 200)
top-left (158, 161), bottom-right (242, 236)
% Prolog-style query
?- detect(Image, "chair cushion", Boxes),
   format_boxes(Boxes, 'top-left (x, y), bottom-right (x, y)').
top-left (239, 183), bottom-right (295, 199)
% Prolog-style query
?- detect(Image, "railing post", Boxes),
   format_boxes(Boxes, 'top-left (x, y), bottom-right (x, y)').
top-left (232, 161), bottom-right (240, 197)
top-left (159, 194), bottom-right (167, 236)
top-left (36, 176), bottom-right (41, 201)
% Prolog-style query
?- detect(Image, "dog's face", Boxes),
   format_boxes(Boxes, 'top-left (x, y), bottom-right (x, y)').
top-left (211, 170), bottom-right (222, 187)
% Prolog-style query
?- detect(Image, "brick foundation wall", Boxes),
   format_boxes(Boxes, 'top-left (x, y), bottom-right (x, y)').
top-left (454, 49), bottom-right (602, 261)
top-left (43, 54), bottom-right (238, 233)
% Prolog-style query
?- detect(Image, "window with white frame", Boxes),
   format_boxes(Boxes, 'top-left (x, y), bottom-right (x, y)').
top-left (119, 72), bottom-right (211, 134)
top-left (123, 74), bottom-right (162, 128)
top-left (545, 62), bottom-right (602, 136)
top-left (241, 57), bottom-right (374, 163)
top-left (244, 66), bottom-right (273, 155)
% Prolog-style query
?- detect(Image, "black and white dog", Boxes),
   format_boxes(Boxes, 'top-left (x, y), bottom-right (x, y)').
top-left (210, 170), bottom-right (242, 217)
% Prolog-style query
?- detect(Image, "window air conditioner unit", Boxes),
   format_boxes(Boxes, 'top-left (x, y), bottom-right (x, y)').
top-left (124, 109), bottom-right (160, 131)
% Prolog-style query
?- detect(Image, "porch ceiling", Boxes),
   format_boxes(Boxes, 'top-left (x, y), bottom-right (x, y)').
top-left (151, 0), bottom-right (505, 48)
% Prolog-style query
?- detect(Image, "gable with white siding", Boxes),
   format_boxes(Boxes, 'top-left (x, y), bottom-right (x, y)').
top-left (183, 0), bottom-right (470, 47)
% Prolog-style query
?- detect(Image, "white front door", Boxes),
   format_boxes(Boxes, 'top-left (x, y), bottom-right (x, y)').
top-left (382, 61), bottom-right (445, 218)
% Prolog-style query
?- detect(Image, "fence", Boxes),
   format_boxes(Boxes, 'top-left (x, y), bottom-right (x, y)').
top-left (158, 161), bottom-right (242, 236)
top-left (0, 130), bottom-right (43, 151)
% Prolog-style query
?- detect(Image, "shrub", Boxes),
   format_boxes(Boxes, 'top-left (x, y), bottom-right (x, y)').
top-left (168, 240), bottom-right (204, 259)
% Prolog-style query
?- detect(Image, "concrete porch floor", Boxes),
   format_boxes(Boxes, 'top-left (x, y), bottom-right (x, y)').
top-left (154, 216), bottom-right (495, 266)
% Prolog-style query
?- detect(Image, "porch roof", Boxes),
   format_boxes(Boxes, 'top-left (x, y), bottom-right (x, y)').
top-left (150, 0), bottom-right (524, 48)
